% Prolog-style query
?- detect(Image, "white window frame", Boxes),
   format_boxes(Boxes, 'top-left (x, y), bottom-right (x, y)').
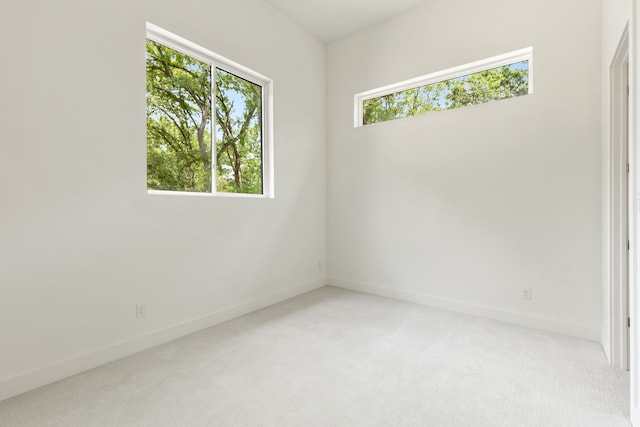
top-left (353, 47), bottom-right (534, 127)
top-left (146, 22), bottom-right (275, 198)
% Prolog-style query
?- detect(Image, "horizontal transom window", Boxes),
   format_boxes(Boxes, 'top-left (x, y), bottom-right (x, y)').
top-left (354, 47), bottom-right (533, 127)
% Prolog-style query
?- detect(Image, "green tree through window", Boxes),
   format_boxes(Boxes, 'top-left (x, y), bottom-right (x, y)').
top-left (215, 69), bottom-right (263, 194)
top-left (146, 40), bottom-right (263, 194)
top-left (362, 61), bottom-right (529, 126)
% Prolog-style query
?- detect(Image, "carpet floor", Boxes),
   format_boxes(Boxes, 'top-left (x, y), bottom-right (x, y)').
top-left (0, 286), bottom-right (631, 426)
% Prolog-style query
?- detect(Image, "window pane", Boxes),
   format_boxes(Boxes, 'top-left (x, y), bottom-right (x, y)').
top-left (363, 60), bottom-right (529, 125)
top-left (146, 40), bottom-right (212, 192)
top-left (215, 68), bottom-right (263, 195)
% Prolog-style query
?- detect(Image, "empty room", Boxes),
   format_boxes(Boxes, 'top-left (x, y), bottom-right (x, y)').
top-left (1, 0), bottom-right (639, 425)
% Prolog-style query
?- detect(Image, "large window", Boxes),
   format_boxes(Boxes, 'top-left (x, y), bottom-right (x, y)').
top-left (354, 47), bottom-right (533, 127)
top-left (146, 23), bottom-right (273, 197)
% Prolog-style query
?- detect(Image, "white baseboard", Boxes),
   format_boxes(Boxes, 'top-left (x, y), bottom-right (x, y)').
top-left (0, 279), bottom-right (326, 403)
top-left (329, 277), bottom-right (599, 341)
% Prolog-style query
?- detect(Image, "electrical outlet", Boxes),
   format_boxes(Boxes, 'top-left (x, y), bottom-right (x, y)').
top-left (522, 288), bottom-right (532, 301)
top-left (136, 304), bottom-right (146, 319)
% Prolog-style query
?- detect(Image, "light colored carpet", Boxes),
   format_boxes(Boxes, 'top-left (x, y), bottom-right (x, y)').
top-left (0, 286), bottom-right (630, 427)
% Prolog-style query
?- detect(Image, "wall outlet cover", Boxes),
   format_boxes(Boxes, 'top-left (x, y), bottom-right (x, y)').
top-left (136, 304), bottom-right (146, 319)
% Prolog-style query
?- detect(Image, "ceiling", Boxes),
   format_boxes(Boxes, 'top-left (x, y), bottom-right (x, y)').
top-left (265, 0), bottom-right (430, 43)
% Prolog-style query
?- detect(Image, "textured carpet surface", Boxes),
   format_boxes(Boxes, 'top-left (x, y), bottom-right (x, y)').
top-left (0, 286), bottom-right (631, 426)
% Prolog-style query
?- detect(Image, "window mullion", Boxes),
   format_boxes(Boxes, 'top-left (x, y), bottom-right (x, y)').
top-left (211, 63), bottom-right (218, 195)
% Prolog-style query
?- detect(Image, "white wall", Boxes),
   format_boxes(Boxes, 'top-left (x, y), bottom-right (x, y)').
top-left (327, 0), bottom-right (602, 340)
top-left (0, 0), bottom-right (327, 400)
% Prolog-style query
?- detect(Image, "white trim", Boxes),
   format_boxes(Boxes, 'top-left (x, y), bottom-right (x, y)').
top-left (146, 22), bottom-right (271, 86)
top-left (0, 279), bottom-right (326, 403)
top-left (631, 0), bottom-right (639, 422)
top-left (147, 190), bottom-right (269, 199)
top-left (263, 80), bottom-right (275, 198)
top-left (353, 47), bottom-right (534, 127)
top-left (146, 22), bottom-right (274, 198)
top-left (609, 25), bottom-right (631, 371)
top-left (329, 278), bottom-right (599, 341)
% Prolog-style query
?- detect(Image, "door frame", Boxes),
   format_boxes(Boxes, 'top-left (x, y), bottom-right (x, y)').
top-left (628, 2), bottom-right (639, 423)
top-left (610, 25), bottom-right (630, 372)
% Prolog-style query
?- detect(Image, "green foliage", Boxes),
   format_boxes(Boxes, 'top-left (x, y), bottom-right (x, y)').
top-left (146, 40), bottom-right (212, 192)
top-left (215, 69), bottom-right (263, 195)
top-left (146, 41), bottom-right (263, 194)
top-left (445, 64), bottom-right (529, 108)
top-left (363, 81), bottom-right (448, 125)
top-left (363, 61), bottom-right (529, 126)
